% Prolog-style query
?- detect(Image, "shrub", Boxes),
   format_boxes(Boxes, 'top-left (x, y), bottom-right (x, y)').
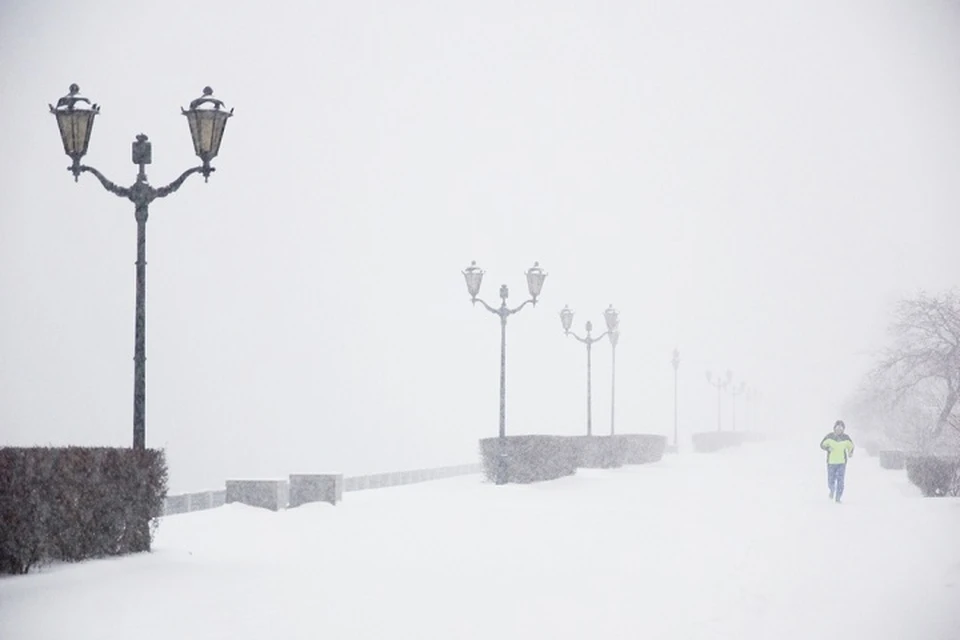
top-left (905, 455), bottom-right (960, 497)
top-left (0, 447), bottom-right (167, 574)
top-left (479, 436), bottom-right (577, 484)
top-left (614, 434), bottom-right (667, 464)
top-left (571, 436), bottom-right (625, 469)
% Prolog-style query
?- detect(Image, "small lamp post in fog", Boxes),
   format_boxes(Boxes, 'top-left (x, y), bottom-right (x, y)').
top-left (730, 381), bottom-right (747, 431)
top-left (463, 261), bottom-right (547, 484)
top-left (705, 370), bottom-right (733, 432)
top-left (560, 304), bottom-right (619, 436)
top-left (672, 348), bottom-right (680, 449)
top-left (604, 305), bottom-right (621, 436)
top-left (49, 84), bottom-right (233, 451)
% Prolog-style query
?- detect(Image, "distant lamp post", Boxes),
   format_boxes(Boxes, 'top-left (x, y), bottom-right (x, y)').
top-left (463, 261), bottom-right (547, 485)
top-left (730, 381), bottom-right (747, 431)
top-left (604, 305), bottom-right (620, 435)
top-left (671, 348), bottom-right (680, 449)
top-left (49, 84), bottom-right (233, 451)
top-left (560, 304), bottom-right (619, 436)
top-left (705, 370), bottom-right (733, 432)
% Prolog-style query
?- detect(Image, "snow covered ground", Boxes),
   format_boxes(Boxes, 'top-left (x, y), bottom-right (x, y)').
top-left (2, 437), bottom-right (959, 639)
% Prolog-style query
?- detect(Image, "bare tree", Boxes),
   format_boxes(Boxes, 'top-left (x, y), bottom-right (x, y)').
top-left (872, 290), bottom-right (960, 443)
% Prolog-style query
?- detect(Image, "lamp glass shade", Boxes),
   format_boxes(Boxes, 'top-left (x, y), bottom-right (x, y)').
top-left (525, 262), bottom-right (546, 299)
top-left (559, 305), bottom-right (574, 332)
top-left (185, 108), bottom-right (231, 161)
top-left (50, 85), bottom-right (99, 161)
top-left (462, 261), bottom-right (484, 298)
top-left (603, 305), bottom-right (620, 332)
top-left (182, 87), bottom-right (232, 163)
top-left (56, 109), bottom-right (97, 159)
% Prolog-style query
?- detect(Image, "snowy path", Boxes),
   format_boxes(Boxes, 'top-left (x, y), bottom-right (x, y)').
top-left (2, 438), bottom-right (959, 639)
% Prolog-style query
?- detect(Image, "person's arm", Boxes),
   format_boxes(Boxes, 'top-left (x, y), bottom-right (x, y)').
top-left (820, 436), bottom-right (832, 451)
top-left (847, 440), bottom-right (854, 458)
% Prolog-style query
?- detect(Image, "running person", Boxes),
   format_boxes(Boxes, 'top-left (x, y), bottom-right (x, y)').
top-left (820, 420), bottom-right (854, 502)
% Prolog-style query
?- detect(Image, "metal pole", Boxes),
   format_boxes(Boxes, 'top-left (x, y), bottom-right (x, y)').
top-left (610, 344), bottom-right (616, 436)
top-left (497, 314), bottom-right (507, 485)
top-left (133, 205), bottom-right (148, 451)
top-left (586, 341), bottom-right (593, 436)
top-left (499, 314), bottom-right (507, 439)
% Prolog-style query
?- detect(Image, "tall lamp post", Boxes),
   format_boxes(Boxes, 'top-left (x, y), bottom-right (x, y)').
top-left (705, 370), bottom-right (732, 432)
top-left (49, 84), bottom-right (233, 451)
top-left (559, 304), bottom-right (620, 436)
top-left (672, 348), bottom-right (680, 449)
top-left (463, 261), bottom-right (547, 484)
top-left (730, 381), bottom-right (746, 431)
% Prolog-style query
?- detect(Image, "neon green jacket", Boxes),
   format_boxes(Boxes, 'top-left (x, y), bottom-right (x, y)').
top-left (820, 432), bottom-right (854, 464)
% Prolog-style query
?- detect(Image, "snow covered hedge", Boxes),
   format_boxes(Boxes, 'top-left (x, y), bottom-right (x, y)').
top-left (0, 447), bottom-right (168, 574)
top-left (615, 434), bottom-right (667, 464)
top-left (479, 435), bottom-right (667, 484)
top-left (572, 436), bottom-right (625, 469)
top-left (905, 455), bottom-right (960, 497)
top-left (479, 436), bottom-right (577, 484)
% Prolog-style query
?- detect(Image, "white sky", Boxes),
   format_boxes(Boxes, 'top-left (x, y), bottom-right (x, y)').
top-left (2, 0), bottom-right (959, 491)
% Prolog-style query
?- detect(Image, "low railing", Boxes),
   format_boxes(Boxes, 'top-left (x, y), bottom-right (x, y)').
top-left (162, 463), bottom-right (482, 516)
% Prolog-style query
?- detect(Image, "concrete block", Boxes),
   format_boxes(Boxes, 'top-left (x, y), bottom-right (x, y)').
top-left (289, 474), bottom-right (344, 507)
top-left (225, 479), bottom-right (288, 511)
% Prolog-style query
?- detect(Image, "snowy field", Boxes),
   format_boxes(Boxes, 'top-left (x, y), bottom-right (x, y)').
top-left (2, 437), bottom-right (960, 639)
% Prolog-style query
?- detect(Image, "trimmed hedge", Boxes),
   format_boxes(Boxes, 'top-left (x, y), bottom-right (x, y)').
top-left (479, 436), bottom-right (577, 484)
top-left (691, 431), bottom-right (746, 453)
top-left (572, 436), bottom-right (625, 469)
top-left (614, 434), bottom-right (667, 464)
top-left (905, 455), bottom-right (960, 497)
top-left (0, 447), bottom-right (167, 574)
top-left (479, 434), bottom-right (668, 484)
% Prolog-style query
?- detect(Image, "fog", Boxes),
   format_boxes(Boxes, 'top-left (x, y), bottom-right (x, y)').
top-left (1, 0), bottom-right (959, 492)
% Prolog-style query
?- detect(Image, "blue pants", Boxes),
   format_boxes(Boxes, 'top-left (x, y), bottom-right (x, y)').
top-left (827, 463), bottom-right (847, 500)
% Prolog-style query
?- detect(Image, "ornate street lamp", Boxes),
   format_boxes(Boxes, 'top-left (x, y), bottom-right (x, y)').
top-left (49, 84), bottom-right (234, 451)
top-left (463, 261), bottom-right (547, 484)
top-left (560, 305), bottom-right (620, 436)
top-left (706, 370), bottom-right (733, 432)
top-left (604, 305), bottom-right (620, 435)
